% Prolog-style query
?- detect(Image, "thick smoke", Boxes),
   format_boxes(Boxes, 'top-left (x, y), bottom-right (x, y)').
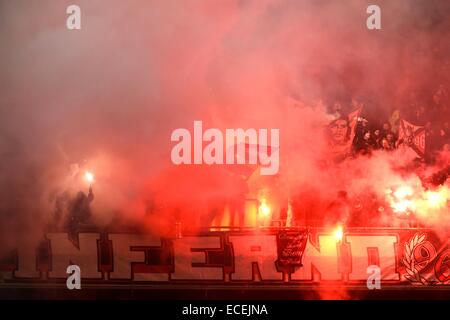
top-left (0, 0), bottom-right (449, 250)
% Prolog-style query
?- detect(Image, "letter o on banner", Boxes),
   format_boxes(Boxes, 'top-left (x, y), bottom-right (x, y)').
top-left (414, 241), bottom-right (436, 271)
top-left (435, 249), bottom-right (450, 283)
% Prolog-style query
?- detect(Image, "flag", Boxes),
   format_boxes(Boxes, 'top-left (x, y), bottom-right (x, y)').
top-left (327, 108), bottom-right (362, 160)
top-left (398, 119), bottom-right (426, 158)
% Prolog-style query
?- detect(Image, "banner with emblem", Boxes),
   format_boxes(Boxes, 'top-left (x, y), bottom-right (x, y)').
top-left (398, 119), bottom-right (426, 158)
top-left (2, 227), bottom-right (450, 290)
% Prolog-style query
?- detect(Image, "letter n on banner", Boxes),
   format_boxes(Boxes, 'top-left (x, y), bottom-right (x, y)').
top-left (47, 233), bottom-right (101, 279)
top-left (290, 234), bottom-right (342, 281)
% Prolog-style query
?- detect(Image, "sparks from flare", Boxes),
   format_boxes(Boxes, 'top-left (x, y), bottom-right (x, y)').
top-left (393, 186), bottom-right (414, 199)
top-left (386, 183), bottom-right (450, 221)
top-left (387, 185), bottom-right (416, 214)
top-left (423, 188), bottom-right (448, 209)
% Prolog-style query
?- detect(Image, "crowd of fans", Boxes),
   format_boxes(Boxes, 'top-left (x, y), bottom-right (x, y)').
top-left (321, 84), bottom-right (450, 228)
top-left (51, 85), bottom-right (449, 231)
top-left (328, 84), bottom-right (449, 163)
top-left (353, 120), bottom-right (398, 154)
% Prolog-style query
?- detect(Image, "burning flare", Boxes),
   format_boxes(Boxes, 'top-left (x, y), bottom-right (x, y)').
top-left (334, 225), bottom-right (344, 242)
top-left (85, 171), bottom-right (94, 184)
top-left (258, 198), bottom-right (271, 217)
top-left (387, 183), bottom-right (450, 222)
